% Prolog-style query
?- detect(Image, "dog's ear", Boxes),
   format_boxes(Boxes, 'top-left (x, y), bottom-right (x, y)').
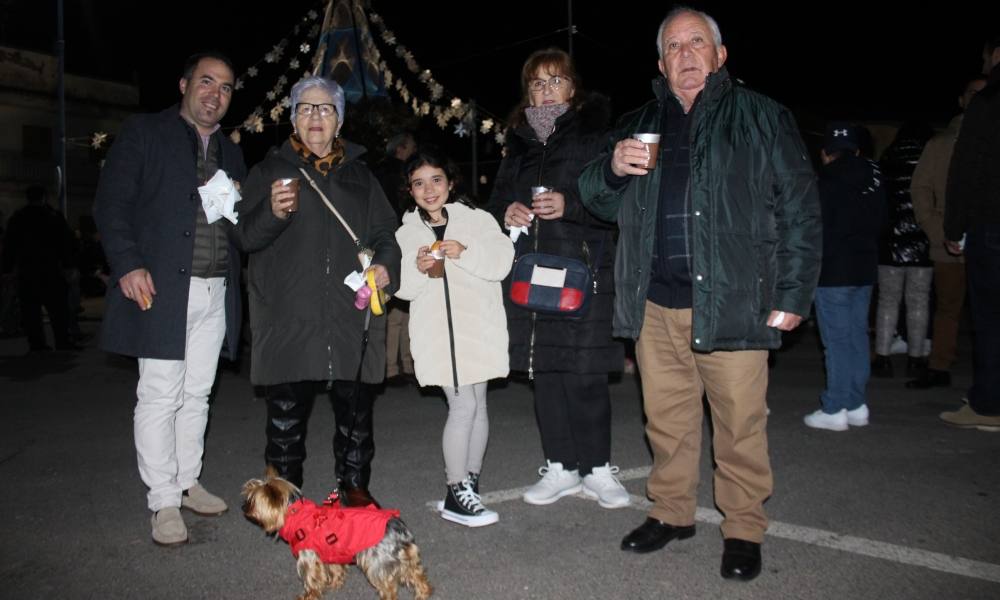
top-left (264, 464), bottom-right (280, 480)
top-left (241, 478), bottom-right (265, 499)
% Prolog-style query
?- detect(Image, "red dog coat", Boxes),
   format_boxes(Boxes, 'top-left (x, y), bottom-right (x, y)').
top-left (278, 496), bottom-right (401, 564)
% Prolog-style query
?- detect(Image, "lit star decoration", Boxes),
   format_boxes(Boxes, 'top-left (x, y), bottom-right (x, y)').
top-left (229, 130), bottom-right (241, 144)
top-left (300, 43), bottom-right (310, 54)
top-left (91, 132), bottom-right (107, 149)
top-left (481, 119), bottom-right (494, 133)
top-left (454, 122), bottom-right (468, 137)
top-left (247, 66), bottom-right (258, 77)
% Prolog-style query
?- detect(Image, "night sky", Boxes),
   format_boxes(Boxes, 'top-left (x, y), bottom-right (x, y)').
top-left (3, 1), bottom-right (997, 165)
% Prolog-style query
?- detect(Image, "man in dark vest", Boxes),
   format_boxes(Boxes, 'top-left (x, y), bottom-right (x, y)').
top-left (94, 52), bottom-right (247, 546)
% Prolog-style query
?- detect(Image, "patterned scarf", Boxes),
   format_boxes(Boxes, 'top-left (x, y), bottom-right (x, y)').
top-left (524, 103), bottom-right (570, 144)
top-left (289, 134), bottom-right (345, 176)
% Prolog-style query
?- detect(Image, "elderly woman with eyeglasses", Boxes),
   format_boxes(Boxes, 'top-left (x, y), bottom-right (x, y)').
top-left (232, 76), bottom-right (400, 507)
top-left (489, 48), bottom-right (627, 509)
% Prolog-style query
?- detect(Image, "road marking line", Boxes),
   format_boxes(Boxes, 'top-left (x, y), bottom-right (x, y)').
top-left (426, 465), bottom-right (1000, 583)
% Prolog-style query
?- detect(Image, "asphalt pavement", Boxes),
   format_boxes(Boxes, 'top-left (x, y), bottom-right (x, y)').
top-left (1, 304), bottom-right (997, 599)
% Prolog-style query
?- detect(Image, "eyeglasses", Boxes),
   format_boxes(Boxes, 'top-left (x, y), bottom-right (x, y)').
top-left (528, 76), bottom-right (570, 93)
top-left (295, 103), bottom-right (337, 118)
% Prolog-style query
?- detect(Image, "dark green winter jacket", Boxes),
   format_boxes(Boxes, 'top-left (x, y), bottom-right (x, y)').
top-left (579, 68), bottom-right (821, 351)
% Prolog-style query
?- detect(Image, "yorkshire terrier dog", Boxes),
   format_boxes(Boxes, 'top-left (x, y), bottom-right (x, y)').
top-left (242, 470), bottom-right (432, 600)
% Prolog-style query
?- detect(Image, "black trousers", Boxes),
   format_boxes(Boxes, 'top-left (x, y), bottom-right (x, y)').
top-left (264, 380), bottom-right (376, 489)
top-left (17, 273), bottom-right (70, 350)
top-left (966, 224), bottom-right (1000, 416)
top-left (532, 372), bottom-right (611, 476)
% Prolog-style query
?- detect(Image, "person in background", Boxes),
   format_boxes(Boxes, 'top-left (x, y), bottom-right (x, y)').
top-left (871, 122), bottom-right (935, 378)
top-left (1, 185), bottom-right (76, 352)
top-left (804, 123), bottom-right (886, 431)
top-left (940, 34), bottom-right (1000, 430)
top-left (907, 75), bottom-right (987, 389)
top-left (375, 132), bottom-right (418, 385)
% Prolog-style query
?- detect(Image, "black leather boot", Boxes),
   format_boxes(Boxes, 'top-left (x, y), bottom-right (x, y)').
top-left (330, 380), bottom-right (377, 506)
top-left (264, 382), bottom-right (317, 489)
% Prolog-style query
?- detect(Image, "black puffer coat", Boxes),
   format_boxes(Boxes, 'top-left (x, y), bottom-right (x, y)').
top-left (879, 132), bottom-right (932, 267)
top-left (232, 139), bottom-right (401, 386)
top-left (489, 94), bottom-right (623, 374)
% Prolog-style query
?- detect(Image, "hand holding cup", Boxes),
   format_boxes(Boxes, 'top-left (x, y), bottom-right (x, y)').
top-left (611, 137), bottom-right (655, 177)
top-left (270, 178), bottom-right (300, 219)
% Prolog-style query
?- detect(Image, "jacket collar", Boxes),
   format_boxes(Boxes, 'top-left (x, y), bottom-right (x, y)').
top-left (276, 136), bottom-right (366, 172)
top-left (652, 65), bottom-right (732, 108)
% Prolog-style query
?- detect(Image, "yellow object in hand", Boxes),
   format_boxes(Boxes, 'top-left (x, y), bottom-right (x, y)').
top-left (366, 269), bottom-right (386, 316)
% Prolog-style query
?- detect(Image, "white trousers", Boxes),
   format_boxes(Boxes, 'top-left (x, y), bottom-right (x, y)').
top-left (135, 277), bottom-right (227, 511)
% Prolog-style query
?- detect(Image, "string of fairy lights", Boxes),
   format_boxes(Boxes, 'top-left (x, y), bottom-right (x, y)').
top-left (85, 1), bottom-right (511, 150)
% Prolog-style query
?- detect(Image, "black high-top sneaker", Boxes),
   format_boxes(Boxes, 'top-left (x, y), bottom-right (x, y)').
top-left (437, 479), bottom-right (498, 528)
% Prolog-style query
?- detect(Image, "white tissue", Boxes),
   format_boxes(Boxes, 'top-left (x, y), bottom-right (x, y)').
top-left (508, 213), bottom-right (534, 243)
top-left (197, 170), bottom-right (241, 225)
top-left (344, 271), bottom-right (366, 292)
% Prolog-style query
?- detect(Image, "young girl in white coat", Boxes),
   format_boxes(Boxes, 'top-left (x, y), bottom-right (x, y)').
top-left (394, 147), bottom-right (514, 527)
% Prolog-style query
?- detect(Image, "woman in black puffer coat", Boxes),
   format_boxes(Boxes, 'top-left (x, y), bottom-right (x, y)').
top-left (489, 48), bottom-right (626, 509)
top-left (873, 122), bottom-right (934, 378)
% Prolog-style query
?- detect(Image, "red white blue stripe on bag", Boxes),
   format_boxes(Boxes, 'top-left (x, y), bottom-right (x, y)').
top-left (510, 282), bottom-right (584, 312)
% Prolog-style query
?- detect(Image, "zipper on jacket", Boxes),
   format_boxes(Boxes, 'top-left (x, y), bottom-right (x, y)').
top-left (526, 142), bottom-right (550, 380)
top-left (442, 270), bottom-right (460, 395)
top-left (325, 228), bottom-right (335, 381)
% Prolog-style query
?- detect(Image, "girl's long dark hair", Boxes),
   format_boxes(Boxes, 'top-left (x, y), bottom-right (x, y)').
top-left (403, 145), bottom-right (472, 223)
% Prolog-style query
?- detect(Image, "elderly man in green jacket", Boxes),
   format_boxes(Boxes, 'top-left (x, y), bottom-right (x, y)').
top-left (579, 7), bottom-right (821, 581)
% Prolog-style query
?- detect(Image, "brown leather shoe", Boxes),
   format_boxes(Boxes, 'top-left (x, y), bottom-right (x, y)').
top-left (340, 486), bottom-right (380, 508)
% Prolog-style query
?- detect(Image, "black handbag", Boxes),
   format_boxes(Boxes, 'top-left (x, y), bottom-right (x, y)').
top-left (509, 236), bottom-right (605, 317)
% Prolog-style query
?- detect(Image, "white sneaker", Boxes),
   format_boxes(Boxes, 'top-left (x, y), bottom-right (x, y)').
top-left (846, 404), bottom-right (870, 427)
top-left (522, 460), bottom-right (582, 505)
top-left (803, 409), bottom-right (848, 431)
top-left (582, 464), bottom-right (630, 509)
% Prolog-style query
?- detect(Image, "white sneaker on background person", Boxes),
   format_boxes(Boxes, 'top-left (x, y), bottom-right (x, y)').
top-left (803, 409), bottom-right (849, 431)
top-left (846, 404), bottom-right (870, 427)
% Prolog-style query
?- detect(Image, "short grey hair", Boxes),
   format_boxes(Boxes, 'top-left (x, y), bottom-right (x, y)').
top-left (655, 6), bottom-right (723, 57)
top-left (289, 76), bottom-right (345, 132)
